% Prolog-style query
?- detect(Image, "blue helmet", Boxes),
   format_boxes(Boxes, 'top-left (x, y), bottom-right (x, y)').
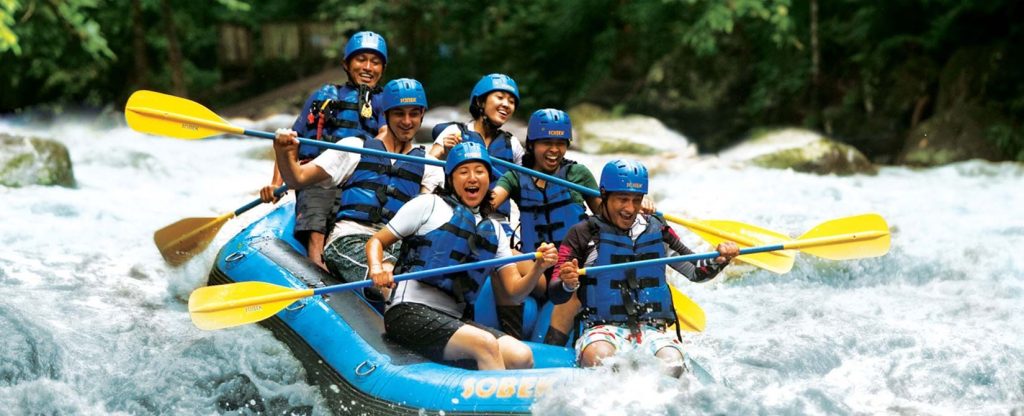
top-left (445, 142), bottom-right (495, 180)
top-left (527, 109), bottom-right (572, 142)
top-left (381, 78), bottom-right (427, 112)
top-left (469, 73), bottom-right (520, 116)
top-left (344, 31), bottom-right (388, 64)
top-left (599, 159), bottom-right (648, 194)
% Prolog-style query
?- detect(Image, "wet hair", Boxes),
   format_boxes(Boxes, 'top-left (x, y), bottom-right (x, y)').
top-left (437, 174), bottom-right (494, 217)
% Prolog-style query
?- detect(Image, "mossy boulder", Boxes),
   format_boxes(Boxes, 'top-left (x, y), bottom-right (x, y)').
top-left (899, 104), bottom-right (1008, 166)
top-left (0, 133), bottom-right (76, 187)
top-left (575, 111), bottom-right (696, 158)
top-left (720, 128), bottom-right (876, 175)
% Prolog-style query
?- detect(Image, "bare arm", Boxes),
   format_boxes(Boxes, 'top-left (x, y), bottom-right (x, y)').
top-left (367, 227), bottom-right (401, 288)
top-left (491, 186), bottom-right (511, 211)
top-left (273, 128), bottom-right (331, 188)
top-left (493, 242), bottom-right (558, 304)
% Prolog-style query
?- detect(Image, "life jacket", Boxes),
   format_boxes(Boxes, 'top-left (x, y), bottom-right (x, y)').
top-left (298, 83), bottom-right (382, 160)
top-left (433, 122), bottom-right (515, 217)
top-left (336, 138), bottom-right (426, 224)
top-left (516, 160), bottom-right (587, 251)
top-left (578, 215), bottom-right (676, 331)
top-left (397, 195), bottom-right (501, 307)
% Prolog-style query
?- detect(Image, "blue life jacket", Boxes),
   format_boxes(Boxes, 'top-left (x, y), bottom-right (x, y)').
top-left (433, 122), bottom-right (515, 217)
top-left (398, 196), bottom-right (501, 307)
top-left (578, 215), bottom-right (676, 330)
top-left (516, 161), bottom-right (587, 251)
top-left (296, 83), bottom-right (383, 160)
top-left (336, 139), bottom-right (426, 224)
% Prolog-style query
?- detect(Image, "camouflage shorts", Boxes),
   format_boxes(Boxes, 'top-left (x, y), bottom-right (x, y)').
top-left (322, 234), bottom-right (401, 284)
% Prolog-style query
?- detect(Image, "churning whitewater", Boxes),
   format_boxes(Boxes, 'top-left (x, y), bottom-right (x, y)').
top-left (1, 117), bottom-right (1021, 415)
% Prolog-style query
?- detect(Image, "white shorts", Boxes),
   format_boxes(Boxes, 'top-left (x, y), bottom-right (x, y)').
top-left (574, 324), bottom-right (684, 364)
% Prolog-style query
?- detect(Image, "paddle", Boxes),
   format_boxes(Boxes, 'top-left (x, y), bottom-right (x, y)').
top-left (154, 185), bottom-right (288, 266)
top-left (489, 158), bottom-right (797, 273)
top-left (577, 213), bottom-right (890, 330)
top-left (124, 90), bottom-right (793, 272)
top-left (189, 251), bottom-right (543, 330)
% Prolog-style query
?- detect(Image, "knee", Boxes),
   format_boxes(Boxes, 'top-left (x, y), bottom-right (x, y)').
top-left (499, 337), bottom-right (534, 370)
top-left (580, 342), bottom-right (615, 368)
top-left (470, 333), bottom-right (503, 363)
top-left (655, 346), bottom-right (685, 378)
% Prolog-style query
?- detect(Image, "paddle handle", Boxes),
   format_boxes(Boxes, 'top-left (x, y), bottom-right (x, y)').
top-left (233, 185), bottom-right (288, 216)
top-left (243, 129), bottom-right (446, 167)
top-left (311, 252), bottom-right (541, 296)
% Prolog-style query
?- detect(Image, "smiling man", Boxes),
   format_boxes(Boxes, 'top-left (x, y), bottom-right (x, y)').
top-left (548, 159), bottom-right (740, 377)
top-left (272, 78), bottom-right (443, 297)
top-left (260, 31), bottom-right (391, 270)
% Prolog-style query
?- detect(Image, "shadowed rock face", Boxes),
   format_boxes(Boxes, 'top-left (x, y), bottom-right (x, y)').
top-left (0, 133), bottom-right (76, 187)
top-left (720, 128), bottom-right (876, 175)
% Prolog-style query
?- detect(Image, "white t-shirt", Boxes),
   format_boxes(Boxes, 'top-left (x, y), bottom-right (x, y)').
top-left (433, 121), bottom-right (525, 165)
top-left (310, 136), bottom-right (445, 241)
top-left (385, 194), bottom-right (515, 316)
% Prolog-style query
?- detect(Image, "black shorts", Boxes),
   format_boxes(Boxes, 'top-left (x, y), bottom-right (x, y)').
top-left (294, 186), bottom-right (341, 236)
top-left (384, 302), bottom-right (506, 362)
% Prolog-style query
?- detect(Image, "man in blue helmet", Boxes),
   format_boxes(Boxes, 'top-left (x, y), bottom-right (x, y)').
top-left (272, 78), bottom-right (444, 295)
top-left (260, 30), bottom-right (390, 270)
top-left (549, 159), bottom-right (739, 376)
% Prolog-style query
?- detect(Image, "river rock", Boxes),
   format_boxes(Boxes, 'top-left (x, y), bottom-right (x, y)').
top-left (0, 133), bottom-right (76, 187)
top-left (576, 112), bottom-right (697, 158)
top-left (898, 105), bottom-right (1008, 167)
top-left (719, 128), bottom-right (876, 175)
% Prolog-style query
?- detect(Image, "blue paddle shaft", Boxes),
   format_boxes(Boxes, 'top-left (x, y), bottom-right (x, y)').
top-left (311, 252), bottom-right (539, 296)
top-left (243, 129), bottom-right (445, 167)
top-left (233, 185), bottom-right (288, 216)
top-left (581, 243), bottom-right (786, 275)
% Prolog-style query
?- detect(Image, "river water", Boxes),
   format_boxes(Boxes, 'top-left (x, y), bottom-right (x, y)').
top-left (1, 116), bottom-right (1021, 415)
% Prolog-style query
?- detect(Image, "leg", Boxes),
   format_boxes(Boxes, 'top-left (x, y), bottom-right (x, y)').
top-left (543, 294), bottom-right (580, 346)
top-left (306, 231), bottom-right (328, 270)
top-left (497, 335), bottom-right (534, 369)
top-left (322, 234), bottom-right (400, 300)
top-left (579, 340), bottom-right (616, 368)
top-left (575, 324), bottom-right (628, 368)
top-left (386, 303), bottom-right (505, 368)
top-left (442, 325), bottom-right (505, 370)
top-left (642, 326), bottom-right (687, 378)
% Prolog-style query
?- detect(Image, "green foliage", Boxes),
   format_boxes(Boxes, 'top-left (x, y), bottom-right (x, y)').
top-left (0, 0), bottom-right (19, 54)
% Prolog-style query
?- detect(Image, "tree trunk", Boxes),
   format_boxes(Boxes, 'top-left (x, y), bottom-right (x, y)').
top-left (130, 0), bottom-right (149, 90)
top-left (160, 0), bottom-right (187, 96)
top-left (810, 0), bottom-right (821, 130)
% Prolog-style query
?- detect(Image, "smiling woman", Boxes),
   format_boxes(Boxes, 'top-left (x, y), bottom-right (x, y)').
top-left (365, 142), bottom-right (559, 371)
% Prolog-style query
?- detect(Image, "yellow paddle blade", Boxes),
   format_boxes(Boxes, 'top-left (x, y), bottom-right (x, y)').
top-left (793, 213), bottom-right (891, 260)
top-left (665, 214), bottom-right (796, 274)
top-left (669, 283), bottom-right (706, 332)
top-left (153, 213), bottom-right (233, 266)
top-left (188, 281), bottom-right (314, 330)
top-left (125, 90), bottom-right (241, 139)
top-left (697, 219), bottom-right (797, 273)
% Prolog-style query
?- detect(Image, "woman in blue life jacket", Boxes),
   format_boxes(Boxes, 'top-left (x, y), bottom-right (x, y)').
top-left (271, 79), bottom-right (444, 294)
top-left (548, 160), bottom-right (739, 377)
top-left (365, 142), bottom-right (558, 370)
top-left (260, 31), bottom-right (390, 270)
top-left (428, 74), bottom-right (524, 233)
top-left (487, 109), bottom-right (599, 343)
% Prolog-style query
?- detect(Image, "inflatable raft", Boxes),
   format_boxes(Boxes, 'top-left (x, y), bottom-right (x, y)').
top-left (207, 201), bottom-right (583, 414)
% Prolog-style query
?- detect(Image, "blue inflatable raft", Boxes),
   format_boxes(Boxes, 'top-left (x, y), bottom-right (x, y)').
top-left (207, 201), bottom-right (583, 414)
